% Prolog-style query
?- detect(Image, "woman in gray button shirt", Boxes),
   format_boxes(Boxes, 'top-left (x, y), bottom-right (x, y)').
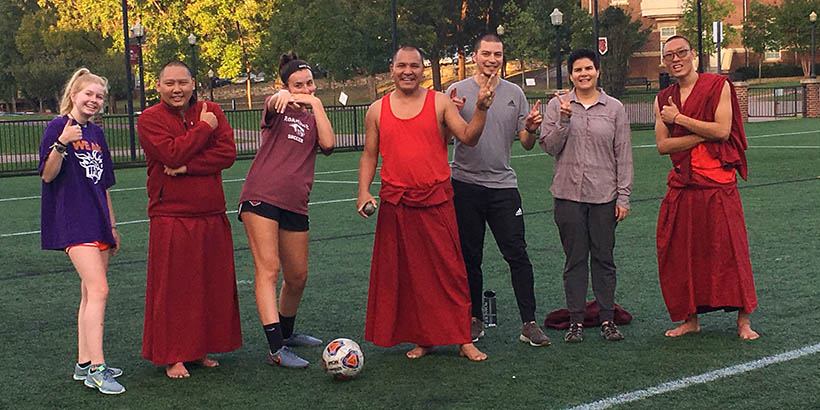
top-left (539, 48), bottom-right (633, 344)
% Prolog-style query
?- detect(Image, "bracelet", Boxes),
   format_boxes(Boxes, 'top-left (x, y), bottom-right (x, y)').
top-left (526, 127), bottom-right (539, 134)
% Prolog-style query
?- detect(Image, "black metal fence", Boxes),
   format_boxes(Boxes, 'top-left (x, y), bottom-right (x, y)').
top-left (748, 86), bottom-right (805, 118)
top-left (0, 91), bottom-right (709, 176)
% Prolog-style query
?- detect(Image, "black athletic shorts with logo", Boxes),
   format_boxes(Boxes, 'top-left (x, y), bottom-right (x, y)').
top-left (238, 200), bottom-right (309, 232)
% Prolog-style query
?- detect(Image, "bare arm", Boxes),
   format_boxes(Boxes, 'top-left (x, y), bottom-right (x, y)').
top-left (357, 102), bottom-right (380, 218)
top-left (442, 94), bottom-right (487, 146)
top-left (518, 99), bottom-right (542, 151)
top-left (655, 96), bottom-right (705, 155)
top-left (42, 118), bottom-right (83, 183)
top-left (304, 96), bottom-right (335, 151)
top-left (660, 82), bottom-right (732, 141)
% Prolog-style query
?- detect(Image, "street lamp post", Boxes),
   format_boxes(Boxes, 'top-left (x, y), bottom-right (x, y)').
top-left (811, 12), bottom-right (817, 79)
top-left (187, 33), bottom-right (197, 97)
top-left (550, 8), bottom-right (563, 90)
top-left (120, 0), bottom-right (136, 160)
top-left (130, 22), bottom-right (146, 112)
top-left (497, 25), bottom-right (506, 78)
top-left (208, 69), bottom-right (215, 102)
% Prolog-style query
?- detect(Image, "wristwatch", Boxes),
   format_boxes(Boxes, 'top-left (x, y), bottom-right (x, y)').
top-left (51, 140), bottom-right (68, 156)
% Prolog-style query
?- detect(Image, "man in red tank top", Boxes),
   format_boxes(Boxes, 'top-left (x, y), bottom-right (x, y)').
top-left (357, 46), bottom-right (497, 361)
top-left (654, 35), bottom-right (759, 340)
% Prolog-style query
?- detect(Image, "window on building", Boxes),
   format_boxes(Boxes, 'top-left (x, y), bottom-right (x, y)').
top-left (660, 27), bottom-right (677, 39)
top-left (764, 50), bottom-right (782, 61)
top-left (610, 0), bottom-right (629, 5)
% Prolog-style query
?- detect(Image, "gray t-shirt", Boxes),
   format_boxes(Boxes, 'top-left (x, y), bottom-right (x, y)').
top-left (447, 77), bottom-right (529, 189)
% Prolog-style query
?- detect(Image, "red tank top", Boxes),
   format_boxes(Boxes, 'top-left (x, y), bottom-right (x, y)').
top-left (378, 89), bottom-right (450, 189)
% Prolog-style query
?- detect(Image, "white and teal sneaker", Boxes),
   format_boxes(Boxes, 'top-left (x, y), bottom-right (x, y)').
top-left (84, 364), bottom-right (126, 394)
top-left (269, 346), bottom-right (309, 369)
top-left (283, 333), bottom-right (323, 347)
top-left (74, 363), bottom-right (122, 381)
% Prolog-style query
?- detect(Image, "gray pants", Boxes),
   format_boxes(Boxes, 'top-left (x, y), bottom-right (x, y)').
top-left (554, 198), bottom-right (617, 324)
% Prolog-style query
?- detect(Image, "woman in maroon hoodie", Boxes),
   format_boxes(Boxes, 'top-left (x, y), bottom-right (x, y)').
top-left (238, 53), bottom-right (335, 368)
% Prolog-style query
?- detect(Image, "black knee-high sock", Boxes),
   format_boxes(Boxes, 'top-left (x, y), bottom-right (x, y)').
top-left (280, 315), bottom-right (296, 339)
top-left (263, 322), bottom-right (284, 353)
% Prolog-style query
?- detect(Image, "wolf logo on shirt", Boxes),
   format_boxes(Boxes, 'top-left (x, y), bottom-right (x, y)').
top-left (75, 150), bottom-right (104, 184)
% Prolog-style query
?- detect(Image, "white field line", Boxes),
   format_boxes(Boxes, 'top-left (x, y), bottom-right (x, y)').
top-left (567, 342), bottom-right (820, 410)
top-left (0, 196), bottom-right (365, 238)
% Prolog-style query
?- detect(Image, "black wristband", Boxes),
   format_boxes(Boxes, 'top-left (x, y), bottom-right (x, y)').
top-left (526, 126), bottom-right (539, 134)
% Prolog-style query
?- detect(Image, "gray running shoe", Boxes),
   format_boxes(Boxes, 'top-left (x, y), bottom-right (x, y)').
top-left (520, 321), bottom-right (550, 346)
top-left (283, 333), bottom-right (323, 347)
top-left (471, 317), bottom-right (485, 342)
top-left (84, 364), bottom-right (126, 394)
top-left (74, 363), bottom-right (122, 381)
top-left (564, 322), bottom-right (584, 343)
top-left (269, 346), bottom-right (309, 368)
top-left (601, 321), bottom-right (624, 341)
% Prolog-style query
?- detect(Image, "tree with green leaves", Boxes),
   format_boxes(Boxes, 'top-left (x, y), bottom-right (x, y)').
top-left (776, 0), bottom-right (820, 76)
top-left (598, 6), bottom-right (651, 98)
top-left (679, 0), bottom-right (737, 60)
top-left (742, 1), bottom-right (783, 80)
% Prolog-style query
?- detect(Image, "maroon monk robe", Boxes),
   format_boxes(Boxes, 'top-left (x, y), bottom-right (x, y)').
top-left (656, 73), bottom-right (758, 322)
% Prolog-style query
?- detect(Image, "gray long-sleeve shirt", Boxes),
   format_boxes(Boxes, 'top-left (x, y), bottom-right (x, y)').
top-left (539, 89), bottom-right (633, 208)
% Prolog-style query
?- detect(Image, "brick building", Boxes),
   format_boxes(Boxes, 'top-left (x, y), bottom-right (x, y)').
top-left (582, 0), bottom-right (795, 84)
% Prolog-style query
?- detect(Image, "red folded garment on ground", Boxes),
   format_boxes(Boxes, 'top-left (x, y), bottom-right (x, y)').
top-left (544, 300), bottom-right (632, 329)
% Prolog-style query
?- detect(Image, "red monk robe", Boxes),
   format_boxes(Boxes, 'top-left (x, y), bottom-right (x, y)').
top-left (365, 89), bottom-right (472, 347)
top-left (656, 73), bottom-right (758, 322)
top-left (138, 100), bottom-right (242, 365)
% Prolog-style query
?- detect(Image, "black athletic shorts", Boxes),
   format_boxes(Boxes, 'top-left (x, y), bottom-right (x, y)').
top-left (238, 200), bottom-right (309, 232)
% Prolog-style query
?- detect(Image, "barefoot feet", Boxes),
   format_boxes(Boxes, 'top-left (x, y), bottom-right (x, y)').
top-left (193, 356), bottom-right (220, 368)
top-left (459, 343), bottom-right (487, 361)
top-left (737, 313), bottom-right (760, 340)
top-left (406, 345), bottom-right (435, 359)
top-left (166, 362), bottom-right (190, 379)
top-left (665, 316), bottom-right (701, 337)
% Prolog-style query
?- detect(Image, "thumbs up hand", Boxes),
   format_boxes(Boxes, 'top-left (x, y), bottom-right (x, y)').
top-left (58, 116), bottom-right (83, 145)
top-left (660, 95), bottom-right (681, 124)
top-left (200, 103), bottom-right (218, 130)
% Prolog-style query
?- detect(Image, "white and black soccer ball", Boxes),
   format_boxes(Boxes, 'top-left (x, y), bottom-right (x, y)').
top-left (321, 338), bottom-right (364, 380)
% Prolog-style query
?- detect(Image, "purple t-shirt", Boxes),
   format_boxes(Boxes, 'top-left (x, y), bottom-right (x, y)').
top-left (239, 97), bottom-right (328, 215)
top-left (39, 116), bottom-right (116, 250)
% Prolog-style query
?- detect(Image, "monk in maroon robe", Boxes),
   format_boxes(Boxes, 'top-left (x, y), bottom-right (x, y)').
top-left (138, 61), bottom-right (243, 378)
top-left (357, 46), bottom-right (497, 361)
top-left (654, 36), bottom-right (759, 340)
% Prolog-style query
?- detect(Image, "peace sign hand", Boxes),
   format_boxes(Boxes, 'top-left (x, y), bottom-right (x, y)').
top-left (524, 100), bottom-right (542, 131)
top-left (449, 87), bottom-right (466, 112)
top-left (476, 73), bottom-right (498, 111)
top-left (555, 92), bottom-right (572, 119)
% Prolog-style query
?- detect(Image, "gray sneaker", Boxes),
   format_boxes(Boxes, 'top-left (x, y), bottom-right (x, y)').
top-left (601, 321), bottom-right (624, 341)
top-left (74, 363), bottom-right (122, 381)
top-left (269, 346), bottom-right (309, 368)
top-left (283, 333), bottom-right (323, 347)
top-left (520, 321), bottom-right (550, 346)
top-left (471, 317), bottom-right (484, 342)
top-left (564, 322), bottom-right (584, 343)
top-left (84, 364), bottom-right (126, 394)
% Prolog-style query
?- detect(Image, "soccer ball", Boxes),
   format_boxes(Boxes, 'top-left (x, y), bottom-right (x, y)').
top-left (321, 338), bottom-right (364, 380)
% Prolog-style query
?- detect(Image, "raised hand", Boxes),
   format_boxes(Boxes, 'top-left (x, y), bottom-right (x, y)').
top-left (449, 87), bottom-right (466, 111)
top-left (660, 96), bottom-right (681, 124)
top-left (272, 89), bottom-right (295, 113)
top-left (58, 117), bottom-right (83, 145)
top-left (476, 73), bottom-right (498, 111)
top-left (524, 99), bottom-right (542, 131)
top-left (555, 92), bottom-right (572, 119)
top-left (200, 103), bottom-right (218, 130)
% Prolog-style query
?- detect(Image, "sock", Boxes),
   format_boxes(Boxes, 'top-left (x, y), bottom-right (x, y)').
top-left (263, 322), bottom-right (284, 353)
top-left (78, 361), bottom-right (91, 368)
top-left (280, 315), bottom-right (296, 339)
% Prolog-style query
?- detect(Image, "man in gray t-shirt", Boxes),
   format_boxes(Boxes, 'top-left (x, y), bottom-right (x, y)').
top-left (447, 34), bottom-right (549, 346)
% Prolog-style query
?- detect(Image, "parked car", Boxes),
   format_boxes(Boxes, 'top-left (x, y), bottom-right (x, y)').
top-left (253, 72), bottom-right (266, 83)
top-left (213, 77), bottom-right (232, 88)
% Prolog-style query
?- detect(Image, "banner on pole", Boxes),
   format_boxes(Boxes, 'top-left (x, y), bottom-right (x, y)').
top-left (598, 37), bottom-right (608, 55)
